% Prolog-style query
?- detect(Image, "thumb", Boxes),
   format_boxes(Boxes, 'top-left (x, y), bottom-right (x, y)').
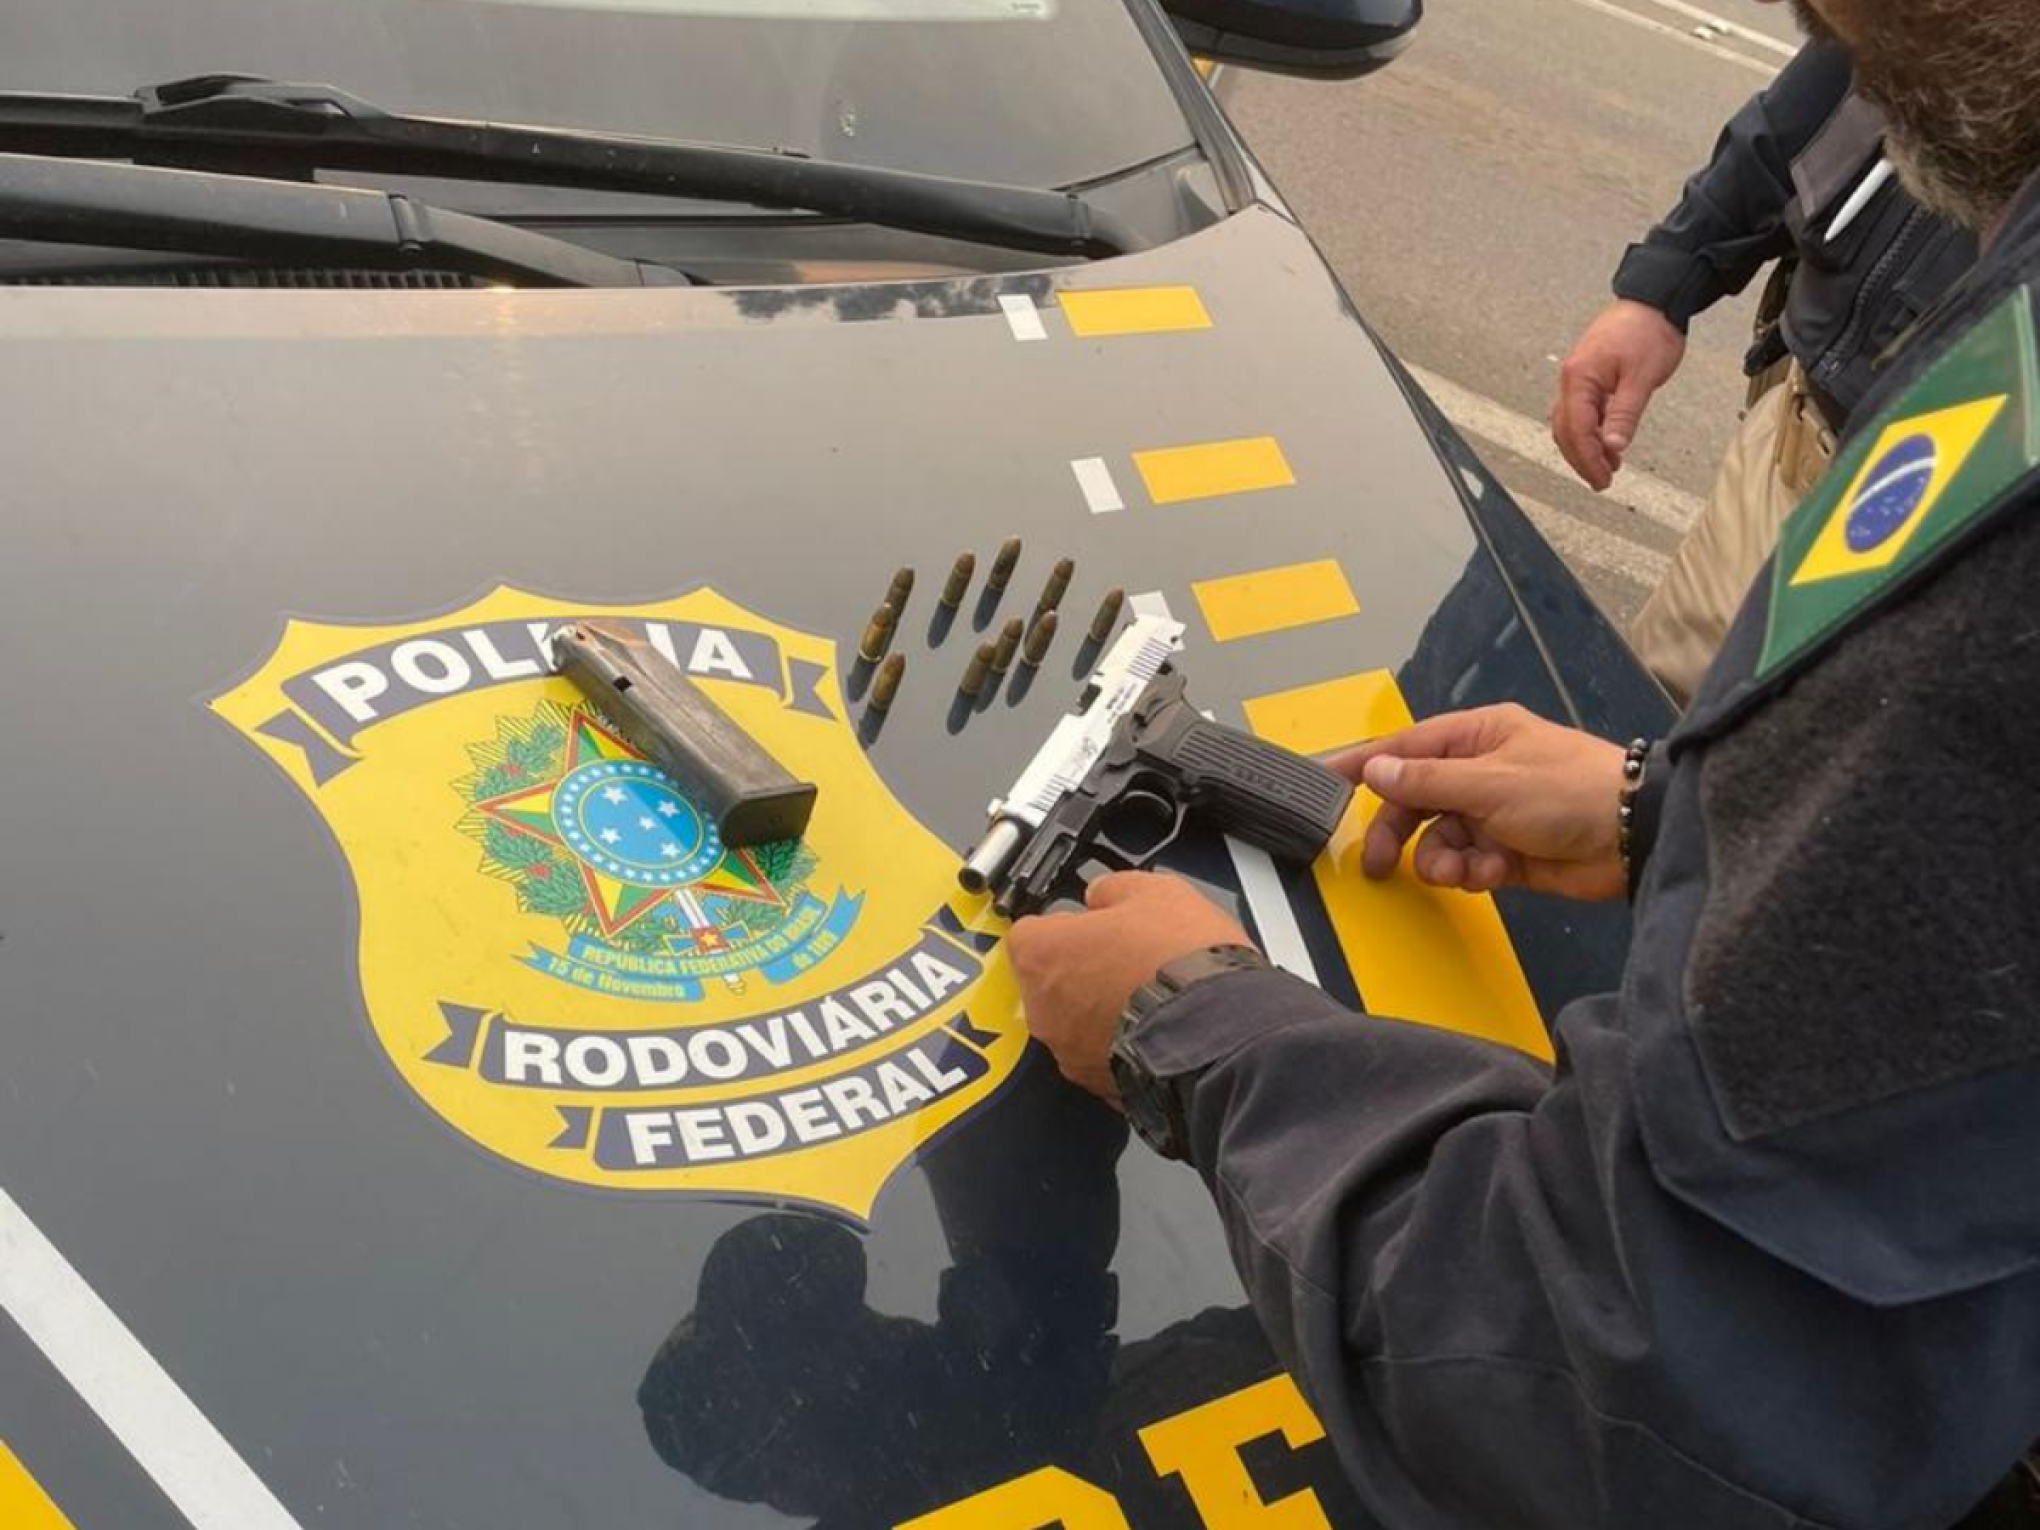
top-left (1599, 372), bottom-right (1657, 456)
top-left (1362, 754), bottom-right (1502, 819)
top-left (1551, 365), bottom-right (1615, 492)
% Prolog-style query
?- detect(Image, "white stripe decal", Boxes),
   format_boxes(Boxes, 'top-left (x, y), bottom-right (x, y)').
top-left (1070, 457), bottom-right (1126, 515)
top-left (0, 1186), bottom-right (306, 1530)
top-left (1225, 836), bottom-right (1321, 986)
top-left (1128, 590), bottom-right (1176, 622)
top-left (997, 294), bottom-right (1047, 343)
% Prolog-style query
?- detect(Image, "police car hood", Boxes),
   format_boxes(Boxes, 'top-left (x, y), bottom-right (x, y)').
top-left (0, 203), bottom-right (1580, 902)
top-left (0, 204), bottom-right (1657, 1530)
top-left (0, 203), bottom-right (1495, 685)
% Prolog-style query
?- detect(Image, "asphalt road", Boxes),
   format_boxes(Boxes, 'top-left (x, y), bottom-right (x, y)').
top-left (1224, 0), bottom-right (1810, 626)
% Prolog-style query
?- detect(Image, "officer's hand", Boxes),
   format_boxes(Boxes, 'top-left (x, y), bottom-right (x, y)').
top-left (1551, 300), bottom-right (1687, 491)
top-left (1007, 872), bottom-right (1252, 1101)
top-left (1329, 705), bottom-right (1629, 902)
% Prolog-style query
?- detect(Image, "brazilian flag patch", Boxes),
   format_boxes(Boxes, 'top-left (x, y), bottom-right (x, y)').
top-left (1760, 286), bottom-right (2040, 680)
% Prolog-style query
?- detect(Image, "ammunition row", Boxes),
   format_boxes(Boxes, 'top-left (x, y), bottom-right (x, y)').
top-left (862, 541), bottom-right (1133, 707)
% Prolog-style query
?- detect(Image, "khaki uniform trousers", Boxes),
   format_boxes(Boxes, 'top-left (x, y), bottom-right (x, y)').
top-left (1628, 360), bottom-right (1839, 705)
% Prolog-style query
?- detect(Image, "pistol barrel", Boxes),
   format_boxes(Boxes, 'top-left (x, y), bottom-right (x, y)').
top-left (960, 820), bottom-right (1026, 895)
top-left (956, 615), bottom-right (1190, 910)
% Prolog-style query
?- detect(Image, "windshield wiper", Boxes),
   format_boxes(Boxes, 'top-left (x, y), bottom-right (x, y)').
top-left (0, 152), bottom-right (689, 286)
top-left (0, 74), bottom-right (1140, 259)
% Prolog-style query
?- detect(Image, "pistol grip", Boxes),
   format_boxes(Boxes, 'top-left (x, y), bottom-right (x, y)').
top-left (1169, 719), bottom-right (1354, 864)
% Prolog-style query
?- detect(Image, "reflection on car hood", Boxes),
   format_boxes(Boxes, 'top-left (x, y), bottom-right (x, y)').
top-left (1, 204), bottom-right (1521, 896)
top-left (0, 206), bottom-right (1640, 1530)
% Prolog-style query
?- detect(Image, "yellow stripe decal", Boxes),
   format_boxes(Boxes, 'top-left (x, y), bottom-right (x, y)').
top-left (1242, 671), bottom-right (1549, 1059)
top-left (0, 1443), bottom-right (76, 1530)
top-left (1132, 436), bottom-right (1294, 505)
top-left (1192, 560), bottom-right (1359, 643)
top-left (1058, 286), bottom-right (1213, 338)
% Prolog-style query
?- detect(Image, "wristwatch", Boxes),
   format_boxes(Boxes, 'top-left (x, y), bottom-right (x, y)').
top-left (1110, 944), bottom-right (1268, 1161)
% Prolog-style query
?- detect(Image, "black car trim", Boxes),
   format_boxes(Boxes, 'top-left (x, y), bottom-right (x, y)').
top-left (1119, 0), bottom-right (1255, 217)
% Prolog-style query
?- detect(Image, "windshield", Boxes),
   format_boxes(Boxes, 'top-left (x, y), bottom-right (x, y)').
top-left (0, 0), bottom-right (1196, 192)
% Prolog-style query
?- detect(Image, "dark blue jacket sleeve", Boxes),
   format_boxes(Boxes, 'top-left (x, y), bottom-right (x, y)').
top-left (1613, 41), bottom-right (1852, 328)
top-left (1135, 967), bottom-right (2033, 1530)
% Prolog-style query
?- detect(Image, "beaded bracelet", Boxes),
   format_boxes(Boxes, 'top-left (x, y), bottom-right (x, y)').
top-left (1617, 738), bottom-right (1651, 883)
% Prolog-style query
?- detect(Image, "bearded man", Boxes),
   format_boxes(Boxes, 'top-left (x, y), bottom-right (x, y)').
top-left (1009, 3), bottom-right (2040, 1525)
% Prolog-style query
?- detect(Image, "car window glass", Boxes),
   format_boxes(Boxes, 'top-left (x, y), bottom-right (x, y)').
top-left (0, 0), bottom-right (1195, 190)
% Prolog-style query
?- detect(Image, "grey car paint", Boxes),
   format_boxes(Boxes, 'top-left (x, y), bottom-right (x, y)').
top-left (0, 137), bottom-right (1668, 1530)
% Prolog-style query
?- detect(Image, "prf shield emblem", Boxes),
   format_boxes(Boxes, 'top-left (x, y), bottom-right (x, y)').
top-left (210, 587), bottom-right (1019, 1219)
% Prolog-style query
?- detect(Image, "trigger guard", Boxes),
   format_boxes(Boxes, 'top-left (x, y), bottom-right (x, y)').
top-left (1083, 835), bottom-right (1140, 872)
top-left (1092, 799), bottom-right (1187, 872)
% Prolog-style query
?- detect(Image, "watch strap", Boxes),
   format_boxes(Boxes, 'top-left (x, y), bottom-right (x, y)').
top-left (1139, 944), bottom-right (1268, 1012)
top-left (1114, 945), bottom-right (1267, 1161)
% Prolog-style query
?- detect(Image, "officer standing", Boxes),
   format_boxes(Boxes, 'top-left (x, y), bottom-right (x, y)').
top-left (1011, 1), bottom-right (2040, 1525)
top-left (1551, 39), bottom-right (1974, 704)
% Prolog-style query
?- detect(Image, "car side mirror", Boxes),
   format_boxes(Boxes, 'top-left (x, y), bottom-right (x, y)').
top-left (1162, 0), bottom-right (1418, 79)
